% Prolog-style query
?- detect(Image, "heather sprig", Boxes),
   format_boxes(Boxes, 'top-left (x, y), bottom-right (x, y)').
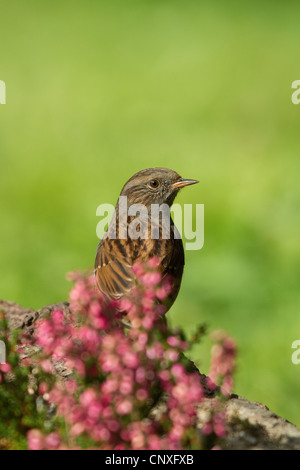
top-left (0, 260), bottom-right (237, 450)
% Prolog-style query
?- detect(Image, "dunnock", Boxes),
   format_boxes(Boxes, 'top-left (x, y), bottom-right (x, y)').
top-left (95, 168), bottom-right (198, 311)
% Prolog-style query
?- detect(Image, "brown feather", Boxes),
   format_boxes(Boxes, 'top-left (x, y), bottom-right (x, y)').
top-left (95, 168), bottom-right (198, 311)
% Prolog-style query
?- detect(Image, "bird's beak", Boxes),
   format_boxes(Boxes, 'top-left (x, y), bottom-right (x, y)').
top-left (172, 178), bottom-right (199, 189)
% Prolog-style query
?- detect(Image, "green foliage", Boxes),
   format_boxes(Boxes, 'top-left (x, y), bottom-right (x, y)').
top-left (0, 316), bottom-right (38, 449)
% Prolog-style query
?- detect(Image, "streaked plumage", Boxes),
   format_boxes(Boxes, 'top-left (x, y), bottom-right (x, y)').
top-left (95, 168), bottom-right (198, 311)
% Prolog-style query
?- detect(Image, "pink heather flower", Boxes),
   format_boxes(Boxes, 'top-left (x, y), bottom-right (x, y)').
top-left (88, 300), bottom-right (102, 317)
top-left (221, 375), bottom-right (234, 396)
top-left (202, 422), bottom-right (213, 436)
top-left (136, 388), bottom-right (148, 401)
top-left (201, 401), bottom-right (227, 440)
top-left (148, 435), bottom-right (163, 450)
top-left (36, 320), bottom-right (55, 353)
top-left (48, 387), bottom-right (63, 405)
top-left (119, 297), bottom-right (135, 314)
top-left (79, 388), bottom-right (97, 408)
top-left (70, 422), bottom-right (86, 437)
top-left (52, 336), bottom-right (73, 361)
top-left (120, 377), bottom-right (133, 395)
top-left (102, 405), bottom-right (114, 419)
top-left (209, 329), bottom-right (236, 395)
top-left (141, 271), bottom-right (162, 288)
top-left (132, 262), bottom-right (145, 277)
top-left (137, 332), bottom-right (148, 347)
top-left (120, 429), bottom-right (131, 442)
top-left (169, 424), bottom-right (184, 441)
top-left (0, 363), bottom-right (12, 373)
top-left (165, 349), bottom-right (179, 362)
top-left (147, 257), bottom-right (160, 269)
top-left (92, 426), bottom-right (111, 442)
top-left (92, 315), bottom-right (108, 330)
top-left (170, 364), bottom-right (185, 378)
top-left (167, 336), bottom-right (180, 348)
top-left (57, 396), bottom-right (76, 416)
top-left (159, 369), bottom-right (170, 382)
top-left (146, 342), bottom-right (164, 360)
top-left (87, 401), bottom-right (103, 420)
top-left (172, 383), bottom-right (189, 401)
top-left (40, 359), bottom-right (55, 374)
top-left (107, 420), bottom-right (121, 432)
top-left (64, 379), bottom-right (78, 394)
top-left (213, 416), bottom-right (226, 438)
top-left (101, 334), bottom-right (117, 351)
top-left (101, 378), bottom-right (119, 394)
top-left (116, 399), bottom-right (133, 416)
top-left (130, 426), bottom-right (145, 449)
top-left (27, 429), bottom-right (45, 450)
top-left (141, 295), bottom-right (156, 313)
top-left (206, 376), bottom-right (217, 391)
top-left (135, 366), bottom-right (146, 383)
top-left (45, 432), bottom-right (61, 450)
top-left (156, 278), bottom-right (173, 301)
top-left (101, 353), bottom-right (119, 372)
top-left (38, 382), bottom-right (48, 395)
top-left (155, 287), bottom-right (168, 301)
top-left (88, 300), bottom-right (110, 330)
top-left (69, 405), bottom-right (85, 425)
top-left (77, 326), bottom-right (100, 353)
top-left (20, 264), bottom-right (234, 450)
top-left (142, 316), bottom-right (155, 330)
top-left (117, 342), bottom-right (130, 355)
top-left (188, 380), bottom-right (203, 402)
top-left (51, 309), bottom-right (64, 326)
top-left (71, 358), bottom-right (86, 377)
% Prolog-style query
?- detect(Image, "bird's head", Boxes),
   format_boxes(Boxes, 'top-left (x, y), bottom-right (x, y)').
top-left (119, 168), bottom-right (198, 208)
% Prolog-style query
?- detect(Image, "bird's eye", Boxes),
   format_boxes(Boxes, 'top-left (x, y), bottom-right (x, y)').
top-left (148, 179), bottom-right (160, 189)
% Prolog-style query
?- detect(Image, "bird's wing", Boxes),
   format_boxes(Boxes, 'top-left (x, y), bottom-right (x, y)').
top-left (95, 237), bottom-right (135, 299)
top-left (95, 224), bottom-right (184, 300)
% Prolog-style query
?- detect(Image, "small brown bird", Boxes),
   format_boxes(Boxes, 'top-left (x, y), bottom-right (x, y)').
top-left (95, 168), bottom-right (198, 312)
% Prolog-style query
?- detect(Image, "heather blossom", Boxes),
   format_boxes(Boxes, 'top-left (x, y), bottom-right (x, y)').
top-left (0, 260), bottom-right (236, 450)
top-left (208, 329), bottom-right (237, 396)
top-left (28, 261), bottom-right (209, 449)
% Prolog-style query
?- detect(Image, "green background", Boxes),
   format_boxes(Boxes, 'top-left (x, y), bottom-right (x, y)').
top-left (1, 0), bottom-right (300, 425)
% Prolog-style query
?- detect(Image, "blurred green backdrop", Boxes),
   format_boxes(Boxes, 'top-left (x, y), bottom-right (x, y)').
top-left (1, 0), bottom-right (300, 425)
